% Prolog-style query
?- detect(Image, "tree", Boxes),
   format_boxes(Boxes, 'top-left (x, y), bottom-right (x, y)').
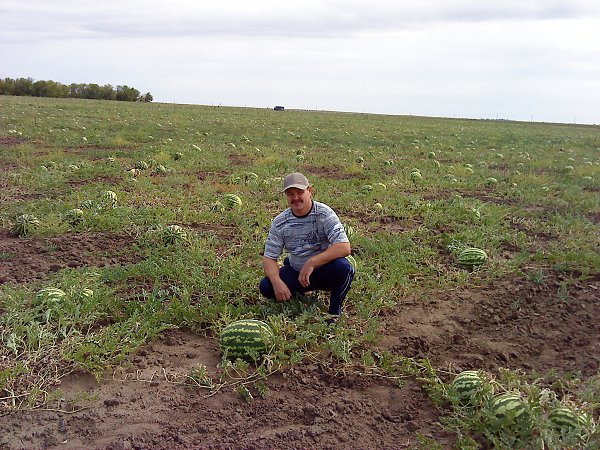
top-left (143, 92), bottom-right (153, 102)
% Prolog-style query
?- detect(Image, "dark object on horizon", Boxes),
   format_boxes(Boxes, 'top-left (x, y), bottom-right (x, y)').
top-left (274, 105), bottom-right (285, 111)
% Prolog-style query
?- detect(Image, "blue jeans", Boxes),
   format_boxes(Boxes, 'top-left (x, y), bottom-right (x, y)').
top-left (259, 257), bottom-right (354, 315)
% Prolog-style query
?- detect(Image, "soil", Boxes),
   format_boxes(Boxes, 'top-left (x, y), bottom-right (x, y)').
top-left (0, 232), bottom-right (142, 285)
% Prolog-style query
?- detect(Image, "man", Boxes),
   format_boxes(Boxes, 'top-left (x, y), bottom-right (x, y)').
top-left (259, 172), bottom-right (355, 318)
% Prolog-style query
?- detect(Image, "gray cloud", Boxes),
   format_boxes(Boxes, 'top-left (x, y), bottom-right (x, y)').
top-left (2, 0), bottom-right (600, 43)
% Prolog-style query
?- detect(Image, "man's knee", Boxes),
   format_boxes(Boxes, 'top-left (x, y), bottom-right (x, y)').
top-left (259, 277), bottom-right (275, 299)
top-left (331, 257), bottom-right (354, 277)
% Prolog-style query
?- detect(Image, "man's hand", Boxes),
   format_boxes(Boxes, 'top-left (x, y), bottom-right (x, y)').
top-left (298, 242), bottom-right (350, 288)
top-left (272, 279), bottom-right (292, 302)
top-left (298, 262), bottom-right (315, 288)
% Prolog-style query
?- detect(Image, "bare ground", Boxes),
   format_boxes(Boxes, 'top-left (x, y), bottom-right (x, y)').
top-left (1, 263), bottom-right (598, 449)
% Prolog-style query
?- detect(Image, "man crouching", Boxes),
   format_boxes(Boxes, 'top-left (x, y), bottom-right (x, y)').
top-left (259, 172), bottom-right (354, 318)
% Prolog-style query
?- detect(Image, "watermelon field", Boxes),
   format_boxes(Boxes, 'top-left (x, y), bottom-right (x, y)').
top-left (0, 95), bottom-right (599, 449)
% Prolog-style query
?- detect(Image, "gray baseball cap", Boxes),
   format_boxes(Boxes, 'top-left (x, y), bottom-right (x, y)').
top-left (283, 172), bottom-right (310, 192)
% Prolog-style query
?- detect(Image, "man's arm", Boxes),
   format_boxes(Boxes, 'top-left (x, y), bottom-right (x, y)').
top-left (298, 242), bottom-right (351, 288)
top-left (262, 256), bottom-right (293, 301)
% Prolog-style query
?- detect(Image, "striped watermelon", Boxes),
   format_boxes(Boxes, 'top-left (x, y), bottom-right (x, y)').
top-left (220, 319), bottom-right (273, 360)
top-left (65, 208), bottom-right (85, 226)
top-left (13, 214), bottom-right (40, 237)
top-left (80, 288), bottom-right (94, 298)
top-left (452, 370), bottom-right (485, 402)
top-left (135, 161), bottom-right (149, 170)
top-left (163, 225), bottom-right (188, 245)
top-left (224, 194), bottom-right (242, 210)
top-left (210, 201), bottom-right (225, 213)
top-left (490, 392), bottom-right (527, 420)
top-left (345, 255), bottom-right (357, 271)
top-left (458, 248), bottom-right (488, 267)
top-left (548, 406), bottom-right (585, 432)
top-left (411, 170), bottom-right (422, 181)
top-left (36, 287), bottom-right (66, 303)
top-left (484, 177), bottom-right (498, 186)
top-left (342, 223), bottom-right (354, 239)
top-left (101, 190), bottom-right (117, 207)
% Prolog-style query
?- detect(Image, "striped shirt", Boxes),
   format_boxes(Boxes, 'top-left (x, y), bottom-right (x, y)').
top-left (264, 201), bottom-right (349, 271)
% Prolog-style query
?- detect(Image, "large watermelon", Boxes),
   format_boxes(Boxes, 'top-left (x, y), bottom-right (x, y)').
top-left (452, 370), bottom-right (485, 403)
top-left (458, 248), bottom-right (488, 267)
top-left (220, 319), bottom-right (273, 360)
top-left (490, 392), bottom-right (527, 421)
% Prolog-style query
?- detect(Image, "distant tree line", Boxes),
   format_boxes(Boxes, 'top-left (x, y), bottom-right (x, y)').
top-left (0, 77), bottom-right (153, 102)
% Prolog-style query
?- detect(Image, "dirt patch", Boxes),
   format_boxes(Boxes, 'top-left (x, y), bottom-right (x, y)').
top-left (377, 270), bottom-right (600, 377)
top-left (66, 175), bottom-right (122, 188)
top-left (0, 329), bottom-right (454, 449)
top-left (457, 190), bottom-right (517, 206)
top-left (228, 153), bottom-right (252, 166)
top-left (0, 136), bottom-right (25, 147)
top-left (0, 232), bottom-right (142, 285)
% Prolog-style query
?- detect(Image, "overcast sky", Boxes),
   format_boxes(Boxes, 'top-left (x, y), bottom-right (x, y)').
top-left (2, 1), bottom-right (600, 124)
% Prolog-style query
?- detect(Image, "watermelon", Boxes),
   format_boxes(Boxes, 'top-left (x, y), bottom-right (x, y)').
top-left (210, 201), bottom-right (225, 213)
top-left (101, 190), bottom-right (117, 207)
top-left (452, 370), bottom-right (485, 402)
top-left (361, 184), bottom-right (373, 194)
top-left (373, 202), bottom-right (384, 212)
top-left (135, 161), bottom-right (149, 170)
top-left (220, 319), bottom-right (274, 360)
top-left (548, 406), bottom-right (585, 432)
top-left (80, 199), bottom-right (97, 210)
top-left (411, 171), bottom-right (422, 181)
top-left (13, 214), bottom-right (40, 237)
top-left (80, 288), bottom-right (94, 298)
top-left (172, 152), bottom-right (183, 161)
top-left (154, 165), bottom-right (168, 174)
top-left (490, 392), bottom-right (527, 420)
top-left (484, 177), bottom-right (498, 186)
top-left (342, 223), bottom-right (354, 239)
top-left (244, 172), bottom-right (259, 183)
top-left (224, 194), bottom-right (242, 209)
top-left (346, 255), bottom-right (357, 271)
top-left (163, 225), bottom-right (188, 245)
top-left (36, 287), bottom-right (66, 303)
top-left (65, 208), bottom-right (84, 226)
top-left (458, 248), bottom-right (488, 267)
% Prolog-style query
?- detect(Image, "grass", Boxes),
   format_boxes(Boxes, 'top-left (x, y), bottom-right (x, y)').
top-left (1, 95), bottom-right (599, 446)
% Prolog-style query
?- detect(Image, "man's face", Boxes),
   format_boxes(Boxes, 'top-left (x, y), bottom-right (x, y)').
top-left (285, 186), bottom-right (312, 215)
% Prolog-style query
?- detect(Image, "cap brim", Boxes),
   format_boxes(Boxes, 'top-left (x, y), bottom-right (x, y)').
top-left (283, 183), bottom-right (309, 192)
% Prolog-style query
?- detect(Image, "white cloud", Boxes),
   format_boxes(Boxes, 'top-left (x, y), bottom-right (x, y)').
top-left (1, 1), bottom-right (599, 123)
